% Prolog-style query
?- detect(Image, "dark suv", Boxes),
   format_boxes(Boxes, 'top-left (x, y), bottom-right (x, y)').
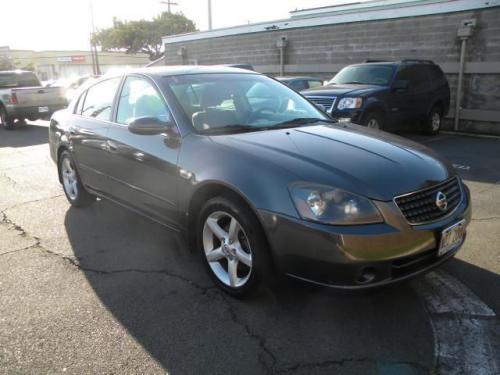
top-left (302, 60), bottom-right (450, 135)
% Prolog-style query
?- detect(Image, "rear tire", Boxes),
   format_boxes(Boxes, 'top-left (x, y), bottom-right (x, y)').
top-left (58, 151), bottom-right (96, 207)
top-left (423, 106), bottom-right (442, 135)
top-left (362, 111), bottom-right (384, 130)
top-left (0, 107), bottom-right (14, 130)
top-left (197, 196), bottom-right (272, 297)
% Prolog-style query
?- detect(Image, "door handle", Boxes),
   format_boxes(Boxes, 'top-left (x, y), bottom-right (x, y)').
top-left (107, 140), bottom-right (118, 152)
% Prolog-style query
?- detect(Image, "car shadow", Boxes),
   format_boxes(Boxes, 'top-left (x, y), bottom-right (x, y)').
top-left (64, 199), bottom-right (440, 374)
top-left (0, 122), bottom-right (48, 148)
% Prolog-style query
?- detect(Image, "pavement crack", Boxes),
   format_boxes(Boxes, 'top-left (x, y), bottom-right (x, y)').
top-left (220, 294), bottom-right (277, 374)
top-left (471, 216), bottom-right (500, 222)
top-left (275, 358), bottom-right (429, 374)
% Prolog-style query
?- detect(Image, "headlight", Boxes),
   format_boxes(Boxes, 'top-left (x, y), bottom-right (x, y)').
top-left (337, 97), bottom-right (363, 110)
top-left (290, 183), bottom-right (383, 225)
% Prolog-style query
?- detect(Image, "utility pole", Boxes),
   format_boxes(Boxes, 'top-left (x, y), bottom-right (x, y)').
top-left (89, 0), bottom-right (101, 75)
top-left (208, 0), bottom-right (212, 30)
top-left (160, 0), bottom-right (178, 13)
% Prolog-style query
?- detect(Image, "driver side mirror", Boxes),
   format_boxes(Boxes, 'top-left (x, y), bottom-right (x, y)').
top-left (392, 80), bottom-right (409, 91)
top-left (128, 117), bottom-right (176, 136)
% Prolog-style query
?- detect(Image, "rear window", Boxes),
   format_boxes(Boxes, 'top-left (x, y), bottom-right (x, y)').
top-left (0, 72), bottom-right (41, 88)
top-left (426, 65), bottom-right (445, 81)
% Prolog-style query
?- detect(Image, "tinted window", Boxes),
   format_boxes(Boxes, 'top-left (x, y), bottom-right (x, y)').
top-left (308, 80), bottom-right (323, 89)
top-left (81, 78), bottom-right (121, 120)
top-left (116, 76), bottom-right (171, 125)
top-left (426, 65), bottom-right (444, 81)
top-left (330, 65), bottom-right (394, 86)
top-left (395, 65), bottom-right (429, 89)
top-left (0, 72), bottom-right (41, 88)
top-left (289, 80), bottom-right (308, 91)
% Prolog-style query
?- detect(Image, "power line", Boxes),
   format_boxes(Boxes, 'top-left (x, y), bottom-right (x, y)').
top-left (160, 0), bottom-right (178, 13)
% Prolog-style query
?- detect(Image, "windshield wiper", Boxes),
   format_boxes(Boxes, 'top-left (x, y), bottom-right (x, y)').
top-left (200, 124), bottom-right (260, 135)
top-left (273, 117), bottom-right (336, 128)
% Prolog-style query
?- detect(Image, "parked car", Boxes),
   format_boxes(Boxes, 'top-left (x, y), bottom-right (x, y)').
top-left (302, 60), bottom-right (450, 135)
top-left (276, 76), bottom-right (324, 92)
top-left (0, 70), bottom-right (68, 130)
top-left (49, 66), bottom-right (470, 296)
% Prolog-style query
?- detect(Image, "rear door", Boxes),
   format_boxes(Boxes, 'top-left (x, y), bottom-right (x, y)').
top-left (389, 64), bottom-right (430, 126)
top-left (105, 74), bottom-right (181, 227)
top-left (71, 77), bottom-right (122, 193)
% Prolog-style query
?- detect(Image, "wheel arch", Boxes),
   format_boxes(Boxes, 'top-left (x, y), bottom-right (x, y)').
top-left (185, 181), bottom-right (276, 268)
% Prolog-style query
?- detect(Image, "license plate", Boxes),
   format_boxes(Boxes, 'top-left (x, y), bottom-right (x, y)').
top-left (38, 106), bottom-right (49, 113)
top-left (438, 220), bottom-right (466, 256)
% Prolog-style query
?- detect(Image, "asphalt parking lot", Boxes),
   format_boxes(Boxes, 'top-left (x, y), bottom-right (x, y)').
top-left (0, 122), bottom-right (499, 375)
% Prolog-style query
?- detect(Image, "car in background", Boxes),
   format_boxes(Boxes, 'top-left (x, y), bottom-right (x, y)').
top-left (49, 66), bottom-right (470, 296)
top-left (302, 60), bottom-right (450, 135)
top-left (0, 70), bottom-right (68, 130)
top-left (276, 76), bottom-right (323, 92)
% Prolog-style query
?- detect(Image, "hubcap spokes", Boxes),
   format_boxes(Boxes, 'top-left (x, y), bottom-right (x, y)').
top-left (203, 212), bottom-right (252, 288)
top-left (432, 113), bottom-right (440, 131)
top-left (367, 119), bottom-right (379, 129)
top-left (62, 158), bottom-right (78, 200)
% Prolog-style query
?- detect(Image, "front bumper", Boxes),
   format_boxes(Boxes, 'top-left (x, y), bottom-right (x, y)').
top-left (259, 185), bottom-right (471, 289)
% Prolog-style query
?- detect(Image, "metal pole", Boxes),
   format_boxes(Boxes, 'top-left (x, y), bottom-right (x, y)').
top-left (454, 37), bottom-right (467, 131)
top-left (208, 0), bottom-right (212, 30)
top-left (279, 46), bottom-right (284, 76)
top-left (89, 0), bottom-right (101, 75)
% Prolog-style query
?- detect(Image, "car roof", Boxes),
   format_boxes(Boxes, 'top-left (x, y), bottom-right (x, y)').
top-left (127, 65), bottom-right (260, 78)
top-left (276, 76), bottom-right (322, 81)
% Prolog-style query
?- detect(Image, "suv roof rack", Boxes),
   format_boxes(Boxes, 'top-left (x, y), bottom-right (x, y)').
top-left (401, 59), bottom-right (435, 64)
top-left (364, 59), bottom-right (392, 63)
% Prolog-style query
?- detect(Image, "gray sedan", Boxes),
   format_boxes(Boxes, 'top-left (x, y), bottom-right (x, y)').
top-left (49, 66), bottom-right (471, 296)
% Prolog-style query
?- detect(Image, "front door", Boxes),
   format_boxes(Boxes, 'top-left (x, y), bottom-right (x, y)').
top-left (104, 75), bottom-right (181, 228)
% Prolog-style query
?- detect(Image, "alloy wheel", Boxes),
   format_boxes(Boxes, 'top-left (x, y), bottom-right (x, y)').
top-left (202, 211), bottom-right (253, 288)
top-left (61, 157), bottom-right (78, 200)
top-left (431, 112), bottom-right (441, 132)
top-left (367, 118), bottom-right (380, 129)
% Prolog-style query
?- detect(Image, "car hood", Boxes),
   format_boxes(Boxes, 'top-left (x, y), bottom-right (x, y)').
top-left (211, 124), bottom-right (454, 201)
top-left (302, 84), bottom-right (385, 97)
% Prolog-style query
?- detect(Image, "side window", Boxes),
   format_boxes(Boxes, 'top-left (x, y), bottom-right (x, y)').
top-left (308, 80), bottom-right (323, 89)
top-left (289, 80), bottom-right (308, 91)
top-left (74, 91), bottom-right (86, 115)
top-left (395, 65), bottom-right (428, 90)
top-left (116, 76), bottom-right (171, 125)
top-left (81, 78), bottom-right (121, 120)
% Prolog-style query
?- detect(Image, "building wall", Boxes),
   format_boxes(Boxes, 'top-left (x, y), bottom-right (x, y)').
top-left (163, 6), bottom-right (500, 134)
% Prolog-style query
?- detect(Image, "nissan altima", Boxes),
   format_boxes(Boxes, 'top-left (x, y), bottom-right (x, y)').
top-left (49, 66), bottom-right (471, 296)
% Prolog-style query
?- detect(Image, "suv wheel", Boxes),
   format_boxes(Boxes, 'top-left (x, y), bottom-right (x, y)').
top-left (363, 112), bottom-right (383, 130)
top-left (424, 106), bottom-right (442, 135)
top-left (59, 151), bottom-right (96, 207)
top-left (198, 196), bottom-right (271, 297)
top-left (0, 108), bottom-right (14, 130)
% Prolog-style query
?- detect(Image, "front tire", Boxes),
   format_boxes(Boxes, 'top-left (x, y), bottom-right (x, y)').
top-left (0, 107), bottom-right (14, 130)
top-left (59, 151), bottom-right (96, 207)
top-left (197, 196), bottom-right (272, 297)
top-left (362, 111), bottom-right (384, 130)
top-left (423, 106), bottom-right (442, 135)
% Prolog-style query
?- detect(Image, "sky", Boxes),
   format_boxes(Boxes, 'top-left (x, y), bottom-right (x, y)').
top-left (0, 0), bottom-right (361, 51)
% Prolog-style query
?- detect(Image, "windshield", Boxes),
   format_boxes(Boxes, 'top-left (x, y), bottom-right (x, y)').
top-left (329, 65), bottom-right (394, 86)
top-left (0, 72), bottom-right (41, 88)
top-left (164, 73), bottom-right (329, 134)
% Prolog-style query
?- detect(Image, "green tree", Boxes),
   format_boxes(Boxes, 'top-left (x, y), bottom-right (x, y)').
top-left (94, 12), bottom-right (196, 61)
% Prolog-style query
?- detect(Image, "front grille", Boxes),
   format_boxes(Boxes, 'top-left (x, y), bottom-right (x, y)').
top-left (394, 177), bottom-right (462, 225)
top-left (306, 96), bottom-right (336, 112)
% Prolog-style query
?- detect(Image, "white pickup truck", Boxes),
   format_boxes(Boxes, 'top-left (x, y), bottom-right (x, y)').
top-left (0, 70), bottom-right (68, 130)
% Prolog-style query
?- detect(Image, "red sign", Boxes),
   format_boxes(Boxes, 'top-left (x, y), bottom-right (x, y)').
top-left (56, 55), bottom-right (86, 63)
